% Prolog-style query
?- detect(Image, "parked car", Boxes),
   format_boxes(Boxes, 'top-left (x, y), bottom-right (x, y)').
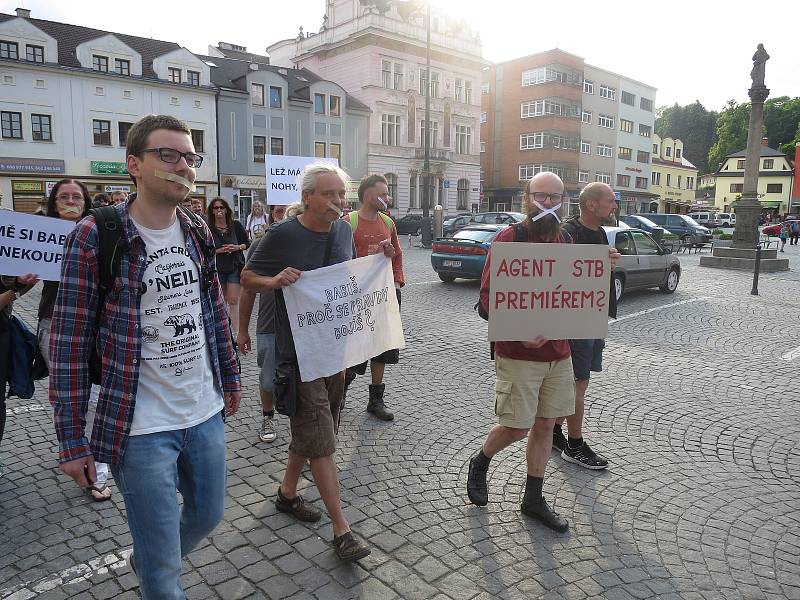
top-left (395, 214), bottom-right (432, 236)
top-left (636, 213), bottom-right (712, 245)
top-left (688, 212), bottom-right (723, 228)
top-left (430, 224), bottom-right (506, 282)
top-left (604, 226), bottom-right (681, 301)
top-left (763, 219), bottom-right (799, 236)
top-left (619, 215), bottom-right (669, 241)
top-left (442, 214), bottom-right (474, 237)
top-left (717, 212), bottom-right (736, 227)
top-left (470, 212), bottom-right (526, 225)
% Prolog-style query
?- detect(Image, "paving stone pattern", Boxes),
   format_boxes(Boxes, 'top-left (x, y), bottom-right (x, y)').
top-left (1, 241), bottom-right (799, 599)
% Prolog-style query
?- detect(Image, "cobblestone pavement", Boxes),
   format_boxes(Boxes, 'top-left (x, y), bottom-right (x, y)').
top-left (1, 240), bottom-right (799, 600)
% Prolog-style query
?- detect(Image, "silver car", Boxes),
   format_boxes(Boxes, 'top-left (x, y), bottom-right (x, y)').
top-left (603, 226), bottom-right (681, 301)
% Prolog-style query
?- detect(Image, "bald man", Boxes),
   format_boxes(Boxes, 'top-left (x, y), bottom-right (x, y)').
top-left (467, 173), bottom-right (618, 532)
top-left (554, 182), bottom-right (618, 469)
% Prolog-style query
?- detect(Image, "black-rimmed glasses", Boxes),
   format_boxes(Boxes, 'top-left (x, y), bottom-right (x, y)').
top-left (141, 147), bottom-right (204, 168)
top-left (527, 192), bottom-right (565, 203)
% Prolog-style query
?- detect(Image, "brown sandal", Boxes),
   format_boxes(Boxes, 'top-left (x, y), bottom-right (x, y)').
top-left (86, 483), bottom-right (112, 502)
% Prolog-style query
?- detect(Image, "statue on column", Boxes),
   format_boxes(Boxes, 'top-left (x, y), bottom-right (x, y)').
top-left (750, 44), bottom-right (769, 88)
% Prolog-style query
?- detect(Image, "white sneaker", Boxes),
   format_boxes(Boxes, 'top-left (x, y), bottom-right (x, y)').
top-left (259, 415), bottom-right (277, 443)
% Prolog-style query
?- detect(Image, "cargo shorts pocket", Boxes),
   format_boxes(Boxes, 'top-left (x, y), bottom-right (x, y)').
top-left (494, 379), bottom-right (515, 418)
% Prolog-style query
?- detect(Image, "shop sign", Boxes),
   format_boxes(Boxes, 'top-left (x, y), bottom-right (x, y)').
top-left (104, 185), bottom-right (131, 193)
top-left (90, 161), bottom-right (128, 175)
top-left (12, 181), bottom-right (44, 193)
top-left (0, 157), bottom-right (65, 174)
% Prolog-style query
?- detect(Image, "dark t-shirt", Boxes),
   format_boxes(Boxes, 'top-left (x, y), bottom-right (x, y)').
top-left (246, 237), bottom-right (275, 334)
top-left (211, 219), bottom-right (248, 274)
top-left (246, 217), bottom-right (354, 364)
top-left (561, 217), bottom-right (617, 319)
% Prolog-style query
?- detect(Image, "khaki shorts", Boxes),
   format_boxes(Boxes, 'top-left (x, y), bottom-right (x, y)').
top-left (494, 356), bottom-right (575, 428)
top-left (289, 372), bottom-right (345, 459)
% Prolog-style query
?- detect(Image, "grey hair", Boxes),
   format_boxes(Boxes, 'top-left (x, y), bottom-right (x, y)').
top-left (299, 162), bottom-right (350, 204)
top-left (285, 202), bottom-right (305, 218)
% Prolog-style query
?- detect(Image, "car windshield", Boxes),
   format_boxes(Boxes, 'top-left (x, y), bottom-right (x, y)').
top-left (683, 215), bottom-right (702, 227)
top-left (633, 216), bottom-right (659, 228)
top-left (454, 229), bottom-right (498, 242)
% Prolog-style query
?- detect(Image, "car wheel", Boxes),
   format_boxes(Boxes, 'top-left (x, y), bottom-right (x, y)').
top-left (438, 273), bottom-right (456, 283)
top-left (613, 274), bottom-right (624, 302)
top-left (723, 222), bottom-right (730, 228)
top-left (660, 267), bottom-right (680, 293)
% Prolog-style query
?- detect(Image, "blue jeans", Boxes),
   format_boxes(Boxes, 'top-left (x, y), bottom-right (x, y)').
top-left (112, 412), bottom-right (226, 599)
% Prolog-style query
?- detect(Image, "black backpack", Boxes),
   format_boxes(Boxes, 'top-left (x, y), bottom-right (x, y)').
top-left (88, 204), bottom-right (216, 385)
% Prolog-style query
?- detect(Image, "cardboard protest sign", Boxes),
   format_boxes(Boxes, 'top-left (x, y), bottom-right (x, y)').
top-left (0, 211), bottom-right (76, 281)
top-left (488, 242), bottom-right (610, 341)
top-left (283, 253), bottom-right (405, 382)
top-left (265, 155), bottom-right (338, 204)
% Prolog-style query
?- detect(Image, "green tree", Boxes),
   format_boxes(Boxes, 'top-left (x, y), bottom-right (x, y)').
top-left (655, 101), bottom-right (718, 174)
top-left (764, 96), bottom-right (800, 149)
top-left (707, 100), bottom-right (751, 172)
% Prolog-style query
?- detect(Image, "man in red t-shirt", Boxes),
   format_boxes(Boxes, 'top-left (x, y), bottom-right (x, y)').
top-left (466, 172), bottom-right (618, 532)
top-left (345, 174), bottom-right (404, 421)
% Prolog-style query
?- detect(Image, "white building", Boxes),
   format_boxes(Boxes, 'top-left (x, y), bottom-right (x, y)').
top-left (267, 0), bottom-right (484, 215)
top-left (0, 8), bottom-right (218, 212)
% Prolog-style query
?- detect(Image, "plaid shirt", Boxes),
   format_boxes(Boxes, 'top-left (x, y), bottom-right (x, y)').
top-left (49, 201), bottom-right (240, 465)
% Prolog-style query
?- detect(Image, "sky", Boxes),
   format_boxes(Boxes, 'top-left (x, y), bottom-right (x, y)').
top-left (4, 0), bottom-right (798, 112)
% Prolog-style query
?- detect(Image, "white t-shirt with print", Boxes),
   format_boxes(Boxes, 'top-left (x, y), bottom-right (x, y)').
top-left (129, 217), bottom-right (223, 435)
top-left (246, 214), bottom-right (268, 239)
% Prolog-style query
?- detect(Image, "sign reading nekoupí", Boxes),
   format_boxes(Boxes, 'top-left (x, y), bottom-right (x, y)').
top-left (0, 211), bottom-right (76, 281)
top-left (488, 242), bottom-right (610, 341)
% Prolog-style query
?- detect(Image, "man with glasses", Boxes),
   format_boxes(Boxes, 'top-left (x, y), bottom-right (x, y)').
top-left (49, 114), bottom-right (240, 598)
top-left (466, 172), bottom-right (618, 533)
top-left (554, 182), bottom-right (618, 469)
top-left (344, 174), bottom-right (404, 421)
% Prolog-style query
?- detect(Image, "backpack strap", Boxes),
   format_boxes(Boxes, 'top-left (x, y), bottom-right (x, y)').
top-left (90, 205), bottom-right (125, 298)
top-left (379, 212), bottom-right (394, 231)
top-left (349, 211), bottom-right (394, 233)
top-left (177, 205), bottom-right (217, 290)
top-left (348, 211), bottom-right (358, 230)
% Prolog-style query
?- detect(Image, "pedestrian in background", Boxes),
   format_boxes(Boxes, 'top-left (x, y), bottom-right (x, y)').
top-left (207, 198), bottom-right (249, 335)
top-left (245, 200), bottom-right (269, 241)
top-left (790, 220), bottom-right (800, 246)
top-left (92, 193), bottom-right (111, 209)
top-left (779, 222), bottom-right (789, 251)
top-left (111, 190), bottom-right (128, 204)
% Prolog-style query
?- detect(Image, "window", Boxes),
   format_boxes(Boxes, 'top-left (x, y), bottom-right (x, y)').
top-left (640, 97), bottom-right (653, 112)
top-left (687, 176), bottom-right (694, 190)
top-left (455, 78), bottom-right (464, 102)
top-left (0, 40), bottom-right (19, 60)
top-left (637, 150), bottom-right (650, 163)
top-left (455, 125), bottom-right (471, 154)
top-left (730, 183), bottom-right (743, 193)
top-left (480, 141), bottom-right (486, 153)
top-left (456, 178), bottom-right (469, 210)
top-left (253, 136), bottom-right (266, 162)
top-left (599, 85), bottom-right (616, 100)
top-left (409, 176), bottom-right (418, 209)
top-left (521, 133), bottom-right (544, 150)
top-left (270, 137), bottom-right (284, 156)
top-left (638, 124), bottom-right (651, 137)
top-left (620, 118), bottom-right (634, 133)
top-left (766, 183), bottom-right (783, 193)
top-left (631, 231), bottom-right (661, 255)
top-left (382, 60), bottom-right (392, 88)
top-left (314, 93), bottom-right (325, 114)
top-left (652, 143), bottom-right (659, 154)
top-left (419, 70), bottom-right (439, 97)
top-left (168, 67), bottom-right (181, 83)
top-left (598, 114), bottom-right (614, 129)
top-left (666, 146), bottom-right (672, 157)
top-left (621, 91), bottom-right (635, 106)
top-left (381, 114), bottom-right (400, 146)
top-left (329, 95), bottom-right (341, 117)
top-left (114, 58), bottom-right (130, 76)
top-left (580, 141), bottom-right (591, 154)
top-left (675, 148), bottom-right (682, 160)
top-left (266, 86), bottom-right (281, 109)
top-left (651, 171), bottom-right (661, 185)
top-left (597, 144), bottom-right (613, 157)
top-left (329, 143), bottom-right (341, 163)
top-left (187, 70), bottom-right (200, 86)
top-left (92, 119), bottom-right (111, 145)
top-left (392, 63), bottom-right (404, 90)
top-left (251, 83), bottom-right (265, 106)
top-left (480, 112), bottom-right (487, 123)
top-left (520, 99), bottom-right (577, 119)
top-left (522, 68), bottom-right (544, 86)
top-left (93, 55), bottom-right (109, 72)
top-left (666, 174), bottom-right (672, 187)
top-left (481, 82), bottom-right (490, 94)
top-left (465, 80), bottom-right (473, 104)
top-left (420, 120), bottom-right (439, 148)
top-left (31, 114), bottom-right (51, 141)
top-left (763, 159), bottom-right (774, 169)
top-left (578, 170), bottom-right (589, 183)
top-left (315, 141), bottom-right (326, 158)
top-left (736, 159), bottom-right (745, 169)
top-left (26, 44), bottom-right (44, 63)
top-left (583, 79), bottom-right (594, 94)
top-left (581, 110), bottom-right (592, 124)
top-left (519, 165), bottom-right (534, 180)
top-left (617, 174), bottom-right (631, 187)
top-left (191, 129), bottom-right (204, 153)
top-left (118, 121), bottom-right (133, 146)
top-left (595, 172), bottom-right (611, 184)
top-left (677, 175), bottom-right (682, 188)
top-left (618, 147), bottom-right (632, 160)
top-left (635, 176), bottom-right (648, 189)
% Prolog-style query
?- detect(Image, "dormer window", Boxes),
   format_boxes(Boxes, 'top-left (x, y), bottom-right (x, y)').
top-left (114, 58), bottom-right (130, 76)
top-left (0, 40), bottom-right (19, 60)
top-left (187, 70), bottom-right (200, 86)
top-left (26, 45), bottom-right (44, 63)
top-left (168, 67), bottom-right (182, 83)
top-left (93, 55), bottom-right (109, 72)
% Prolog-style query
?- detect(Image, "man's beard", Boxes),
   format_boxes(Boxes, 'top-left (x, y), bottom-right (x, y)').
top-left (527, 206), bottom-right (563, 240)
top-left (599, 212), bottom-right (617, 226)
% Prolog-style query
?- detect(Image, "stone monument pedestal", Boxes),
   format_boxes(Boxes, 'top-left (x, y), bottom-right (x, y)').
top-left (699, 247), bottom-right (789, 272)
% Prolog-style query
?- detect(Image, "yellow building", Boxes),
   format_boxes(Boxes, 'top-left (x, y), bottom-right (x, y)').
top-left (649, 134), bottom-right (698, 213)
top-left (714, 141), bottom-right (794, 216)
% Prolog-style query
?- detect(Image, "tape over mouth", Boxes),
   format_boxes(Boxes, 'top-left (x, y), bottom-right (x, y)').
top-left (61, 205), bottom-right (84, 215)
top-left (530, 200), bottom-right (562, 223)
top-left (154, 169), bottom-right (196, 192)
top-left (327, 201), bottom-right (343, 217)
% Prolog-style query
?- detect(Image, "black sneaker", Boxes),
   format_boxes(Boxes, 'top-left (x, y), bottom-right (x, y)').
top-left (466, 453), bottom-right (488, 506)
top-left (552, 426), bottom-right (568, 452)
top-left (561, 441), bottom-right (608, 470)
top-left (520, 496), bottom-right (569, 532)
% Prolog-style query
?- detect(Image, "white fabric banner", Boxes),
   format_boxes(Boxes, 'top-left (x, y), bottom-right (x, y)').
top-left (283, 253), bottom-right (405, 382)
top-left (265, 155), bottom-right (338, 204)
top-left (0, 211), bottom-right (76, 281)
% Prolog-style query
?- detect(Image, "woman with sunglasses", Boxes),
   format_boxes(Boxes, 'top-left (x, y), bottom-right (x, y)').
top-left (207, 198), bottom-right (249, 334)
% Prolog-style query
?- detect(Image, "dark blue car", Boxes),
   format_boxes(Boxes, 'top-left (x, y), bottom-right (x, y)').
top-left (430, 224), bottom-right (506, 282)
